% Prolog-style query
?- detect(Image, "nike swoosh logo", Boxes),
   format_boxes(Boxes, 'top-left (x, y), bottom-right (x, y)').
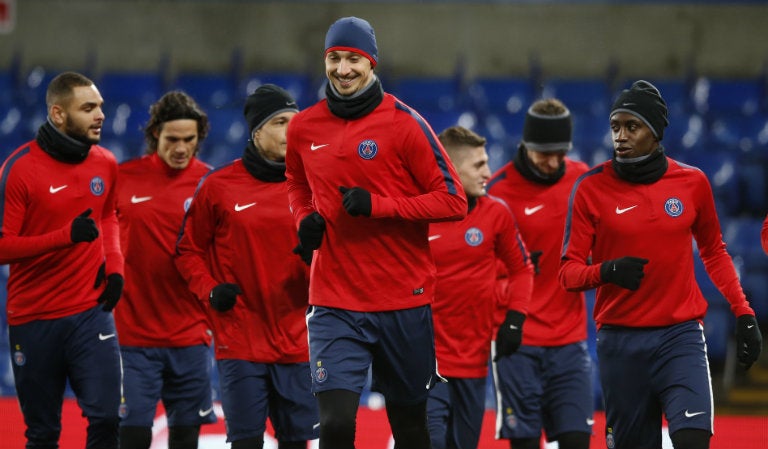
top-left (615, 205), bottom-right (638, 214)
top-left (310, 143), bottom-right (329, 151)
top-left (131, 195), bottom-right (153, 204)
top-left (684, 410), bottom-right (705, 418)
top-left (428, 235), bottom-right (442, 241)
top-left (524, 205), bottom-right (544, 215)
top-left (586, 418), bottom-right (595, 426)
top-left (198, 407), bottom-right (214, 417)
top-left (98, 333), bottom-right (115, 341)
top-left (748, 324), bottom-right (755, 329)
top-left (49, 185), bottom-right (68, 194)
top-left (234, 202), bottom-right (257, 212)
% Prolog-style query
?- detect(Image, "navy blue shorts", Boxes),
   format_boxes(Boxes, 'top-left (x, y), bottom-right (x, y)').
top-left (493, 341), bottom-right (594, 441)
top-left (427, 377), bottom-right (486, 449)
top-left (597, 320), bottom-right (713, 449)
top-left (8, 305), bottom-right (121, 444)
top-left (306, 305), bottom-right (437, 405)
top-left (119, 345), bottom-right (216, 427)
top-left (217, 359), bottom-right (319, 443)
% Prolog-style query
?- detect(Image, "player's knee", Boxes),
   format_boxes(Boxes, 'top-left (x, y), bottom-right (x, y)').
top-left (510, 437), bottom-right (540, 449)
top-left (168, 425), bottom-right (200, 449)
top-left (119, 426), bottom-right (152, 449)
top-left (317, 390), bottom-right (359, 448)
top-left (231, 436), bottom-right (264, 449)
top-left (555, 431), bottom-right (591, 449)
top-left (670, 428), bottom-right (710, 449)
top-left (85, 417), bottom-right (120, 449)
top-left (386, 401), bottom-right (431, 447)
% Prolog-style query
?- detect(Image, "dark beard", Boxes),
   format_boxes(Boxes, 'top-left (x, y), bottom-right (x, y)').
top-left (65, 117), bottom-right (100, 145)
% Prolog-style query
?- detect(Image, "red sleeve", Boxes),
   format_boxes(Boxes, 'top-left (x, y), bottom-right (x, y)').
top-left (762, 213), bottom-right (768, 256)
top-left (558, 182), bottom-right (603, 292)
top-left (174, 179), bottom-right (219, 303)
top-left (370, 119), bottom-right (467, 222)
top-left (285, 121), bottom-right (315, 227)
top-left (0, 161), bottom-right (73, 264)
top-left (692, 175), bottom-right (754, 317)
top-left (101, 164), bottom-right (123, 275)
top-left (494, 205), bottom-right (533, 314)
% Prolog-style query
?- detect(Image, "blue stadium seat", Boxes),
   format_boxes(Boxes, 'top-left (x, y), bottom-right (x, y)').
top-left (171, 72), bottom-right (237, 110)
top-left (393, 77), bottom-right (464, 113)
top-left (468, 77), bottom-right (534, 116)
top-left (541, 77), bottom-right (611, 117)
top-left (678, 150), bottom-right (741, 216)
top-left (693, 77), bottom-right (763, 116)
top-left (98, 71), bottom-right (164, 111)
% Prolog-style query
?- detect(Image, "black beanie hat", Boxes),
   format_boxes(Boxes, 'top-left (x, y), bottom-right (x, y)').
top-left (244, 84), bottom-right (299, 134)
top-left (324, 16), bottom-right (378, 67)
top-left (522, 105), bottom-right (573, 152)
top-left (610, 80), bottom-right (669, 140)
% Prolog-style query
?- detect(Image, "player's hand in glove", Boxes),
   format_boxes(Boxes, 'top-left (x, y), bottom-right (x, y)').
top-left (96, 273), bottom-right (124, 312)
top-left (529, 250), bottom-right (543, 275)
top-left (494, 310), bottom-right (526, 361)
top-left (209, 283), bottom-right (241, 312)
top-left (600, 256), bottom-right (649, 290)
top-left (292, 212), bottom-right (326, 266)
top-left (339, 186), bottom-right (372, 217)
top-left (735, 314), bottom-right (762, 370)
top-left (71, 208), bottom-right (99, 243)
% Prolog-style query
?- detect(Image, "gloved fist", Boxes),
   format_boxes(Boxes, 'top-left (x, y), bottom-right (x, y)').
top-left (600, 256), bottom-right (649, 290)
top-left (735, 315), bottom-right (762, 370)
top-left (209, 283), bottom-right (241, 312)
top-left (529, 250), bottom-right (543, 275)
top-left (339, 186), bottom-right (372, 217)
top-left (97, 274), bottom-right (124, 312)
top-left (292, 212), bottom-right (326, 266)
top-left (494, 310), bottom-right (525, 361)
top-left (71, 208), bottom-right (99, 243)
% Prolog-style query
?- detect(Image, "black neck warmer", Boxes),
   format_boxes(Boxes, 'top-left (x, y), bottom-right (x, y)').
top-left (36, 119), bottom-right (92, 164)
top-left (242, 140), bottom-right (286, 183)
top-left (513, 144), bottom-right (565, 185)
top-left (612, 147), bottom-right (668, 184)
top-left (325, 77), bottom-right (384, 120)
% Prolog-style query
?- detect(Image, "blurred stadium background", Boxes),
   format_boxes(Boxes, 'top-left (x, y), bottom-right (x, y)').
top-left (1, 0), bottom-right (768, 447)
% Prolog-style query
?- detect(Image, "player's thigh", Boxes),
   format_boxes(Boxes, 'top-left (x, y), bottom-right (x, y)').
top-left (217, 359), bottom-right (271, 442)
top-left (119, 347), bottom-right (165, 426)
top-left (162, 345), bottom-right (217, 427)
top-left (267, 362), bottom-right (319, 441)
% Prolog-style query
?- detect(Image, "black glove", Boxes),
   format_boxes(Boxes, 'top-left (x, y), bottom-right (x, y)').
top-left (93, 261), bottom-right (106, 289)
top-left (209, 283), bottom-right (241, 312)
top-left (600, 256), bottom-right (649, 290)
top-left (97, 273), bottom-right (124, 312)
top-left (529, 250), bottom-right (543, 275)
top-left (339, 186), bottom-right (372, 217)
top-left (71, 208), bottom-right (99, 243)
top-left (735, 315), bottom-right (762, 370)
top-left (494, 310), bottom-right (525, 361)
top-left (292, 212), bottom-right (326, 266)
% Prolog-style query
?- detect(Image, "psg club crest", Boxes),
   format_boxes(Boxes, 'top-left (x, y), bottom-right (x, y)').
top-left (664, 197), bottom-right (683, 217)
top-left (465, 227), bottom-right (483, 247)
top-left (315, 366), bottom-right (328, 383)
top-left (357, 140), bottom-right (378, 160)
top-left (90, 176), bottom-right (105, 196)
top-left (13, 351), bottom-right (25, 366)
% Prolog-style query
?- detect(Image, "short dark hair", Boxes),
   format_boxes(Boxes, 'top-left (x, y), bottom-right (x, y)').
top-left (143, 91), bottom-right (209, 154)
top-left (438, 126), bottom-right (487, 149)
top-left (46, 72), bottom-right (95, 110)
top-left (529, 98), bottom-right (568, 116)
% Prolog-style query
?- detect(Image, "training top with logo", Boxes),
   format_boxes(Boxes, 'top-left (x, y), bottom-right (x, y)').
top-left (487, 158), bottom-right (589, 346)
top-left (285, 93), bottom-right (467, 312)
top-left (115, 153), bottom-right (211, 347)
top-left (175, 159), bottom-right (310, 363)
top-left (559, 158), bottom-right (755, 327)
top-left (429, 195), bottom-right (533, 378)
top-left (0, 140), bottom-right (123, 325)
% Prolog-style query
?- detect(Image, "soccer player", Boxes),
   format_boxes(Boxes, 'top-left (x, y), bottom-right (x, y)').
top-left (427, 126), bottom-right (533, 449)
top-left (486, 98), bottom-right (593, 449)
top-left (559, 80), bottom-right (763, 449)
top-left (175, 84), bottom-right (318, 449)
top-left (285, 16), bottom-right (467, 449)
top-left (0, 71), bottom-right (123, 449)
top-left (115, 91), bottom-right (216, 449)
